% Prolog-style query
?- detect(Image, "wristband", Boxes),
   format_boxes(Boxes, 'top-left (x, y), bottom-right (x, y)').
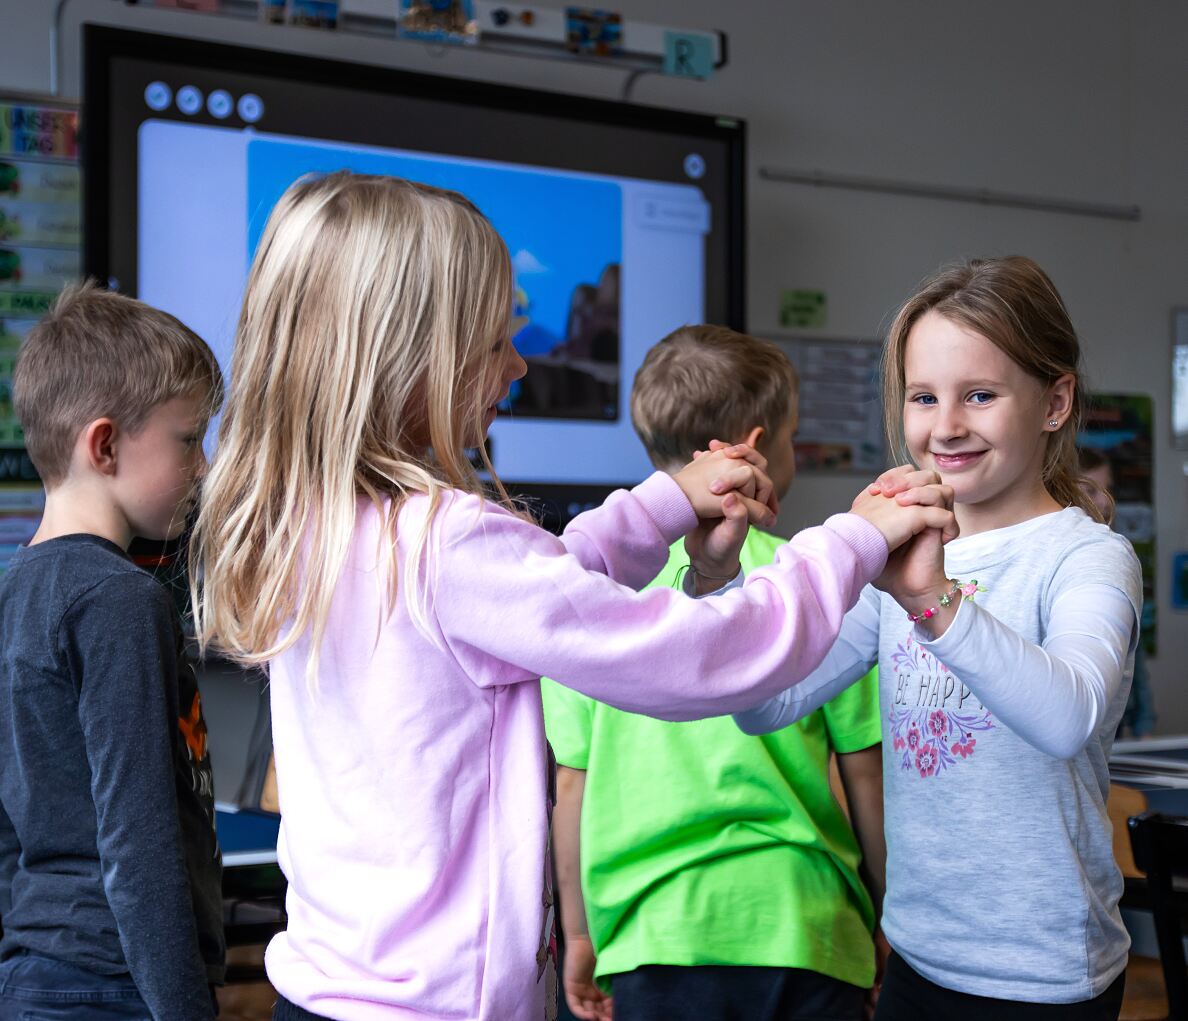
top-left (689, 562), bottom-right (739, 582)
top-left (905, 579), bottom-right (962, 623)
top-left (905, 577), bottom-right (986, 623)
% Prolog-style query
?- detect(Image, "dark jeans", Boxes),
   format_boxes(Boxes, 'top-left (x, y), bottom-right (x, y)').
top-left (273, 992), bottom-right (332, 1020)
top-left (874, 951), bottom-right (1125, 1021)
top-left (0, 953), bottom-right (151, 1020)
top-left (611, 964), bottom-right (865, 1021)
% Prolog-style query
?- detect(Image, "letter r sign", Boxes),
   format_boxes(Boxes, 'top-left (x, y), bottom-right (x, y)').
top-left (663, 31), bottom-right (715, 80)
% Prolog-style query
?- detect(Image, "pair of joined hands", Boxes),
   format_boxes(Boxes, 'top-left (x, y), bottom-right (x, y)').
top-left (673, 443), bottom-right (959, 621)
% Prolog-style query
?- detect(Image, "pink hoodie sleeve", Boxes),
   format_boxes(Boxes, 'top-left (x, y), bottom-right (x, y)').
top-left (558, 472), bottom-right (697, 587)
top-left (431, 480), bottom-right (888, 720)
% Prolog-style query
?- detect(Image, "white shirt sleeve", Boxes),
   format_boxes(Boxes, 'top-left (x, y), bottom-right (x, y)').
top-left (917, 583), bottom-right (1137, 759)
top-left (733, 585), bottom-right (882, 734)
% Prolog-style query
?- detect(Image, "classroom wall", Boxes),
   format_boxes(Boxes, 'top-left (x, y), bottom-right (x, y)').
top-left (6, 0), bottom-right (1187, 733)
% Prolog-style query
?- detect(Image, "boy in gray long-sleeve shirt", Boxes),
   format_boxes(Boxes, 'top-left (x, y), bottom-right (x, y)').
top-left (0, 283), bottom-right (225, 1020)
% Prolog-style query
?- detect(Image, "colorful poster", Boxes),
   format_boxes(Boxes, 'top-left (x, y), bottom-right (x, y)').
top-left (0, 319), bottom-right (32, 447)
top-left (0, 97), bottom-right (78, 514)
top-left (0, 106), bottom-right (77, 161)
top-left (1079, 393), bottom-right (1156, 653)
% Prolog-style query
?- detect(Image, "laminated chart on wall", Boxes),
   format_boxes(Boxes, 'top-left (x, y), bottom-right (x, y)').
top-left (774, 335), bottom-right (885, 473)
top-left (0, 99), bottom-right (78, 569)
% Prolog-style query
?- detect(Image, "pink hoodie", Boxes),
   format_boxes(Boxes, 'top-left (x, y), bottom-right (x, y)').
top-left (264, 472), bottom-right (886, 1020)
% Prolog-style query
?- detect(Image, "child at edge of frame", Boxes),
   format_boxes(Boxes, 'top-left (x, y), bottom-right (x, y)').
top-left (0, 282), bottom-right (225, 1020)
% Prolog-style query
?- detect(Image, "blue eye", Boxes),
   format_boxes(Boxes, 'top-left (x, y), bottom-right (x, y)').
top-left (909, 394), bottom-right (938, 406)
top-left (969, 391), bottom-right (995, 405)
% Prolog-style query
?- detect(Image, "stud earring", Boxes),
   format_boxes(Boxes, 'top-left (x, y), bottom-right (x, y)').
top-left (1048, 419), bottom-right (1059, 428)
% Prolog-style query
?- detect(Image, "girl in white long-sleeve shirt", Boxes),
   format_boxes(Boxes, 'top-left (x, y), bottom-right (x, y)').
top-left (735, 256), bottom-right (1141, 1021)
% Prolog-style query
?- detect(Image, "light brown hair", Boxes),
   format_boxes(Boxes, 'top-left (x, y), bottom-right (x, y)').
top-left (883, 256), bottom-right (1101, 521)
top-left (192, 172), bottom-right (515, 676)
top-left (13, 281), bottom-right (223, 487)
top-left (630, 324), bottom-right (798, 468)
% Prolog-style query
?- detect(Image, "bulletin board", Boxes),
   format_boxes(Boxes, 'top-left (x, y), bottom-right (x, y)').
top-left (770, 334), bottom-right (886, 473)
top-left (0, 95), bottom-right (80, 571)
top-left (1079, 393), bottom-right (1155, 653)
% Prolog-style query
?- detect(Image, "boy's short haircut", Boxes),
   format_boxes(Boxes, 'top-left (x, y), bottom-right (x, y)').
top-left (1078, 447), bottom-right (1108, 473)
top-left (14, 282), bottom-right (223, 487)
top-left (630, 324), bottom-right (798, 467)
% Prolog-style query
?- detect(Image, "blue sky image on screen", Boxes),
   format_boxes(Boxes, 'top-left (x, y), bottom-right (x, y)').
top-left (246, 140), bottom-right (623, 415)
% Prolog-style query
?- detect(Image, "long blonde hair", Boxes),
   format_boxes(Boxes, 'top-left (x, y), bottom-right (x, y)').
top-left (882, 255), bottom-right (1102, 522)
top-left (192, 172), bottom-right (514, 671)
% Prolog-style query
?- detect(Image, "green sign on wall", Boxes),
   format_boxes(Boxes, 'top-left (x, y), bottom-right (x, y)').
top-left (780, 289), bottom-right (826, 329)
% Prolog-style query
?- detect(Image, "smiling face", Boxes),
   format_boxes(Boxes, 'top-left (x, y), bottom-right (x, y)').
top-left (902, 310), bottom-right (1071, 532)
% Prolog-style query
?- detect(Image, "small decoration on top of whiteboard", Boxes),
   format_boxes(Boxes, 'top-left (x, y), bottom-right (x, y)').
top-left (290, 0), bottom-right (339, 28)
top-left (565, 8), bottom-right (623, 57)
top-left (663, 31), bottom-right (715, 80)
top-left (397, 0), bottom-right (480, 45)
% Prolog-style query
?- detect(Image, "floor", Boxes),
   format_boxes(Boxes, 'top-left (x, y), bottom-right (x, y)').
top-left (1121, 955), bottom-right (1170, 1021)
top-left (219, 950), bottom-right (1170, 1021)
top-left (217, 947), bottom-right (277, 1021)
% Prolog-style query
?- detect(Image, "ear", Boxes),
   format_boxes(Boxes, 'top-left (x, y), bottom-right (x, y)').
top-left (82, 418), bottom-right (119, 476)
top-left (741, 425), bottom-right (766, 449)
top-left (1044, 374), bottom-right (1076, 431)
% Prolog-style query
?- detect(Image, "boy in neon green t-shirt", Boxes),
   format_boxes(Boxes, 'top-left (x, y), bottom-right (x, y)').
top-left (543, 325), bottom-right (886, 1021)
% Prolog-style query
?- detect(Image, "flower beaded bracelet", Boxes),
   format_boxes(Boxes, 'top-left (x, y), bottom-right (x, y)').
top-left (906, 578), bottom-right (986, 623)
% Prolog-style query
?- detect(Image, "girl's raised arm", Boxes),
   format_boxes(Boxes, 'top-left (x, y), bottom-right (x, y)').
top-left (733, 587), bottom-right (881, 735)
top-left (909, 536), bottom-right (1141, 760)
top-left (428, 484), bottom-right (888, 721)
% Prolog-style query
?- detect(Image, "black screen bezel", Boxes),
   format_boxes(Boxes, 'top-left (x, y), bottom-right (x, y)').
top-left (82, 24), bottom-right (746, 329)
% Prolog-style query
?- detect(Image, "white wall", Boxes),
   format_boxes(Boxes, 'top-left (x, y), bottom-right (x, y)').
top-left (5, 0), bottom-right (1187, 730)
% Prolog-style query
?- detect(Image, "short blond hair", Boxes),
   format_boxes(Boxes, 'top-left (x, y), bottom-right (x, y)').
top-left (14, 282), bottom-right (223, 486)
top-left (630, 324), bottom-right (798, 467)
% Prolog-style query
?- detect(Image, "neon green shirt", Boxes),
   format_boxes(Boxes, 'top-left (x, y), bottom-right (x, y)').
top-left (542, 529), bottom-right (881, 988)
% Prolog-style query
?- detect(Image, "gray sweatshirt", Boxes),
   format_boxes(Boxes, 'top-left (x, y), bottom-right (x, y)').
top-left (736, 508), bottom-right (1142, 1003)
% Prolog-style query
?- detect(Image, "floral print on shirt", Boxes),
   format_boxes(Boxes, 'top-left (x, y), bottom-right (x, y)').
top-left (889, 633), bottom-right (995, 778)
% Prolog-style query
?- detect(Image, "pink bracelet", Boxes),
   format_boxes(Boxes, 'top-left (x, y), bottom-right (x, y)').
top-left (905, 580), bottom-right (962, 623)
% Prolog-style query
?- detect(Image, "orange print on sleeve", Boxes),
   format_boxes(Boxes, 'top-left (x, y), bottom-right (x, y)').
top-left (179, 692), bottom-right (208, 762)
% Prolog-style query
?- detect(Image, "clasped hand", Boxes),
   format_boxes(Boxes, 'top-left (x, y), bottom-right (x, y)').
top-left (671, 449), bottom-right (961, 614)
top-left (671, 443), bottom-right (778, 589)
top-left (852, 466), bottom-right (959, 626)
